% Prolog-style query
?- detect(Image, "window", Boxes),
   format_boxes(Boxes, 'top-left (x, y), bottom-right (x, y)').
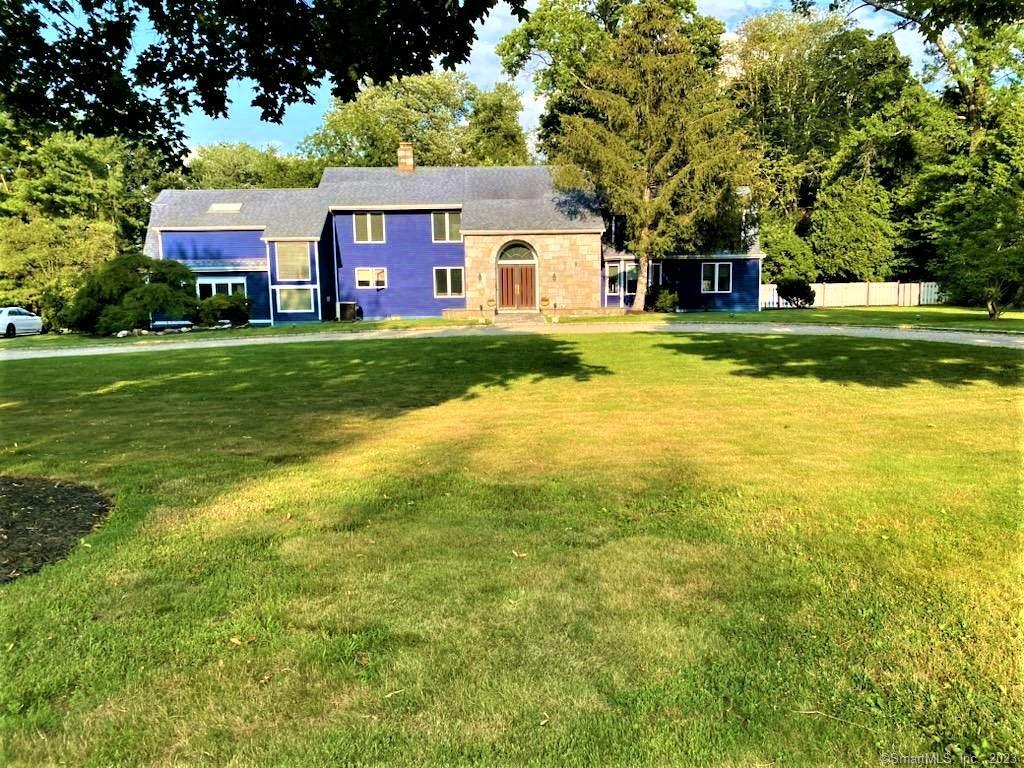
top-left (701, 262), bottom-right (732, 293)
top-left (355, 267), bottom-right (387, 289)
top-left (605, 263), bottom-right (621, 296)
top-left (353, 212), bottom-right (385, 243)
top-left (433, 267), bottom-right (465, 297)
top-left (197, 278), bottom-right (247, 301)
top-left (649, 261), bottom-right (663, 287)
top-left (207, 202), bottom-right (242, 213)
top-left (625, 263), bottom-right (639, 295)
top-left (276, 242), bottom-right (310, 281)
top-left (431, 211), bottom-right (461, 242)
top-left (498, 243), bottom-right (535, 261)
top-left (276, 287), bottom-right (313, 312)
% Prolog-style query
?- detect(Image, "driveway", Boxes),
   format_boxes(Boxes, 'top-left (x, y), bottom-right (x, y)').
top-left (1, 321), bottom-right (1022, 362)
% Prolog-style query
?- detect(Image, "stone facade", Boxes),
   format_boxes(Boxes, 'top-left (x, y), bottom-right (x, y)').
top-left (460, 232), bottom-right (602, 314)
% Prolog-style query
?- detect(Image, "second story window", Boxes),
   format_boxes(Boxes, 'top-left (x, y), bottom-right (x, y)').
top-left (354, 212), bottom-right (385, 243)
top-left (431, 210), bottom-right (461, 242)
top-left (276, 242), bottom-right (310, 281)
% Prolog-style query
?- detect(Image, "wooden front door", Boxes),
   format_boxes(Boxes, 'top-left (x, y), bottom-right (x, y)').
top-left (498, 264), bottom-right (536, 310)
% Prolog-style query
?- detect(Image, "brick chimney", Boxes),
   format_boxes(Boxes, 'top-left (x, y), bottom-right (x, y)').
top-left (397, 141), bottom-right (415, 172)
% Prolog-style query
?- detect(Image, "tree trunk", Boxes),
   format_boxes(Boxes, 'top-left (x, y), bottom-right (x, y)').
top-left (986, 299), bottom-right (1000, 319)
top-left (632, 256), bottom-right (649, 313)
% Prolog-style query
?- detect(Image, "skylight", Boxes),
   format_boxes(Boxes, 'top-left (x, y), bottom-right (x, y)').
top-left (208, 202), bottom-right (242, 213)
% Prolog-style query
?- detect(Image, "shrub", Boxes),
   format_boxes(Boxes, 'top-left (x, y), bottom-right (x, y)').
top-left (653, 289), bottom-right (678, 312)
top-left (776, 277), bottom-right (816, 308)
top-left (196, 293), bottom-right (251, 326)
top-left (67, 251), bottom-right (195, 334)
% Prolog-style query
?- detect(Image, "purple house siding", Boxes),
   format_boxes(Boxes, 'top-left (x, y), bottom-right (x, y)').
top-left (268, 240), bottom-right (321, 323)
top-left (664, 258), bottom-right (761, 312)
top-left (333, 210), bottom-right (466, 318)
top-left (318, 217), bottom-right (338, 320)
top-left (194, 270), bottom-right (271, 323)
top-left (161, 229), bottom-right (266, 268)
top-left (159, 229), bottom-right (272, 323)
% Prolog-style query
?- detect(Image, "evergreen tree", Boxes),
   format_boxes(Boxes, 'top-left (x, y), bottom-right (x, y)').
top-left (551, 0), bottom-right (752, 311)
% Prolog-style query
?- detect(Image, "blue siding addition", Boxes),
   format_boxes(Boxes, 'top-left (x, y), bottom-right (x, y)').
top-left (242, 271), bottom-right (271, 323)
top-left (161, 230), bottom-right (266, 270)
top-left (159, 229), bottom-right (272, 324)
top-left (333, 211), bottom-right (465, 319)
top-left (269, 240), bottom-right (321, 323)
top-left (664, 258), bottom-right (761, 312)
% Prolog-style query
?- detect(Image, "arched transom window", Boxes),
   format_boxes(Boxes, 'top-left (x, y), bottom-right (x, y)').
top-left (497, 242), bottom-right (536, 262)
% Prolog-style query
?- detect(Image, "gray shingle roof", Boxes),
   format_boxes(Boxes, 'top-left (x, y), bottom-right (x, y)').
top-left (145, 166), bottom-right (602, 257)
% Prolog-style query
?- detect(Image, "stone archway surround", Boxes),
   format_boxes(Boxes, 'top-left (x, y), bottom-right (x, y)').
top-left (461, 232), bottom-right (603, 313)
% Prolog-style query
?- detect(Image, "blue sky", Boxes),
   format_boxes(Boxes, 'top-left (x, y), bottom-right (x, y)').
top-left (181, 0), bottom-right (928, 153)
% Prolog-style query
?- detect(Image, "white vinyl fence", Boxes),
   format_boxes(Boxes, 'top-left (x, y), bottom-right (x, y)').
top-left (760, 281), bottom-right (942, 309)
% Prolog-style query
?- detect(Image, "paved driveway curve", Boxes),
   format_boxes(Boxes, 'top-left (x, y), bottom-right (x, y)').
top-left (1, 321), bottom-right (1022, 362)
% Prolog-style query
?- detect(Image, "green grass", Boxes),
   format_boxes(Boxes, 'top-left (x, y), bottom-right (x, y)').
top-left (0, 332), bottom-right (1021, 766)
top-left (561, 305), bottom-right (1024, 333)
top-left (3, 306), bottom-right (1021, 354)
top-left (0, 316), bottom-right (487, 350)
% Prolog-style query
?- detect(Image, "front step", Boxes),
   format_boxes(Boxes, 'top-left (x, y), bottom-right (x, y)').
top-left (493, 313), bottom-right (546, 326)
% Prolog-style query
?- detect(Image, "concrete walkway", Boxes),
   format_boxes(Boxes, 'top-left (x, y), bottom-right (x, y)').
top-left (1, 321), bottom-right (1022, 361)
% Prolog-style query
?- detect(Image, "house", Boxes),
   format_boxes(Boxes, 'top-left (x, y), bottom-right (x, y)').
top-left (144, 142), bottom-right (762, 324)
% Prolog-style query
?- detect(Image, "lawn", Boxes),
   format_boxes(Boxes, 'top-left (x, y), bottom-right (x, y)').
top-left (562, 306), bottom-right (1024, 333)
top-left (0, 332), bottom-right (1021, 766)
top-left (0, 316), bottom-right (487, 351)
top-left (2, 306), bottom-right (1021, 355)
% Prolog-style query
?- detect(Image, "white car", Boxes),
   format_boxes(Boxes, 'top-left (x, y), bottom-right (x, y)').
top-left (1, 307), bottom-right (44, 338)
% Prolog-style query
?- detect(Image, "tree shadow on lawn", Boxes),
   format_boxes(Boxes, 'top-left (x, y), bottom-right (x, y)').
top-left (656, 333), bottom-right (1022, 389)
top-left (0, 334), bottom-right (610, 494)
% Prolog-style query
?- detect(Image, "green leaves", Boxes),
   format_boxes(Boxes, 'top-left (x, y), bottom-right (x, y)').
top-left (551, 0), bottom-right (751, 260)
top-left (810, 176), bottom-right (899, 281)
top-left (300, 72), bottom-right (529, 168)
top-left (65, 252), bottom-right (196, 335)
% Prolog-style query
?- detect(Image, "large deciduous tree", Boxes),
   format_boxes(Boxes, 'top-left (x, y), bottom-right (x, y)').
top-left (464, 83), bottom-right (531, 166)
top-left (793, 0), bottom-right (1024, 127)
top-left (730, 13), bottom-right (913, 223)
top-left (301, 72), bottom-right (530, 167)
top-left (0, 216), bottom-right (117, 327)
top-left (187, 144), bottom-right (323, 189)
top-left (927, 98), bottom-right (1024, 317)
top-left (0, 129), bottom-right (185, 242)
top-left (0, 0), bottom-right (528, 160)
top-left (551, 0), bottom-right (752, 312)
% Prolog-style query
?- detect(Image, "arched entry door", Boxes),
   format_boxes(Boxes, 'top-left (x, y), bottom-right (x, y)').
top-left (497, 242), bottom-right (537, 310)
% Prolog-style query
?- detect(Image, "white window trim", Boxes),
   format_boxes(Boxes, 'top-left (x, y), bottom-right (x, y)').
top-left (274, 286), bottom-right (315, 313)
top-left (196, 277), bottom-right (248, 298)
top-left (701, 262), bottom-right (733, 294)
top-left (354, 267), bottom-right (388, 290)
top-left (605, 263), bottom-right (622, 297)
top-left (431, 211), bottom-right (462, 243)
top-left (433, 266), bottom-right (465, 298)
top-left (275, 242), bottom-right (312, 281)
top-left (352, 212), bottom-right (386, 244)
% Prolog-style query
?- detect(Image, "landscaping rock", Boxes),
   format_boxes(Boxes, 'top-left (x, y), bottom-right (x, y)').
top-left (115, 330), bottom-right (129, 338)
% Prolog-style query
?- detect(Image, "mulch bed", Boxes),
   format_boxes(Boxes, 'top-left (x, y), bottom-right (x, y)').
top-left (0, 476), bottom-right (111, 583)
